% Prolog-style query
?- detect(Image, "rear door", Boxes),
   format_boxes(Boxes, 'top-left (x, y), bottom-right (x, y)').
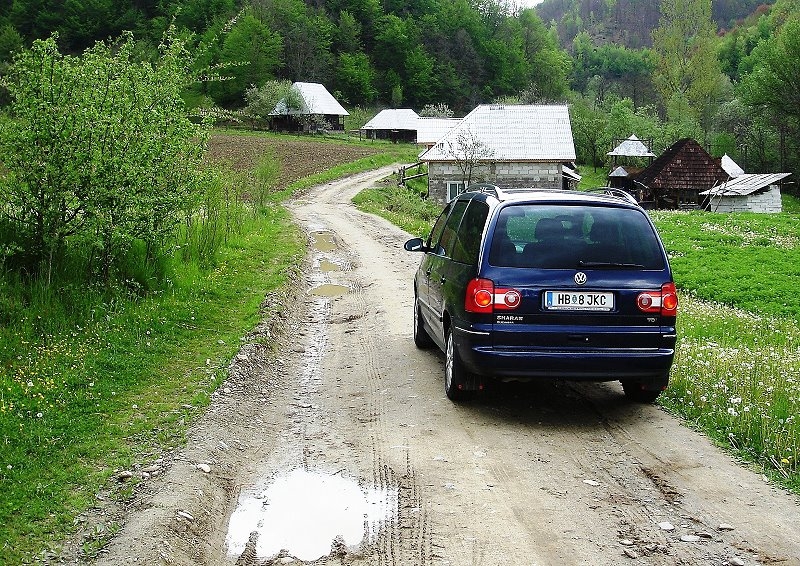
top-left (426, 199), bottom-right (470, 345)
top-left (484, 203), bottom-right (673, 350)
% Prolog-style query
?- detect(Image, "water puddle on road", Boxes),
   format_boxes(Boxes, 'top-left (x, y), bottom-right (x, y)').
top-left (310, 231), bottom-right (337, 253)
top-left (319, 260), bottom-right (342, 273)
top-left (308, 283), bottom-right (350, 297)
top-left (226, 468), bottom-right (398, 562)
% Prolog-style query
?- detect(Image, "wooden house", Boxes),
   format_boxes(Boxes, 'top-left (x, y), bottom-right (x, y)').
top-left (634, 138), bottom-right (729, 209)
top-left (360, 109), bottom-right (420, 142)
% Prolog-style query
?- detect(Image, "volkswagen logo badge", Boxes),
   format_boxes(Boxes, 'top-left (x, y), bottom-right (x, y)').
top-left (574, 272), bottom-right (587, 286)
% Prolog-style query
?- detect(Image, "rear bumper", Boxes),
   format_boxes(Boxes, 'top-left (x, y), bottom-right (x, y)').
top-left (453, 324), bottom-right (675, 381)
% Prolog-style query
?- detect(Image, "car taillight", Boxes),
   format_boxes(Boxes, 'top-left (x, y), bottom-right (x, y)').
top-left (465, 278), bottom-right (521, 313)
top-left (636, 282), bottom-right (678, 316)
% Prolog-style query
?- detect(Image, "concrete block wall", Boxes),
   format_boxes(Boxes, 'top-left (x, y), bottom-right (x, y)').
top-left (712, 186), bottom-right (782, 214)
top-left (427, 162), bottom-right (562, 205)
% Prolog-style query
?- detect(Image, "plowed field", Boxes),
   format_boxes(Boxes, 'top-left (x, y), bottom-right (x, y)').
top-left (207, 133), bottom-right (383, 188)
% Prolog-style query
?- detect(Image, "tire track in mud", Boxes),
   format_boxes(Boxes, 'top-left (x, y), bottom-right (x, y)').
top-left (347, 274), bottom-right (432, 566)
top-left (290, 179), bottom-right (433, 565)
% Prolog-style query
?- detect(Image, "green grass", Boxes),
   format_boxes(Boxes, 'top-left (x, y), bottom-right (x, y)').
top-left (0, 132), bottom-right (417, 562)
top-left (354, 182), bottom-right (800, 492)
top-left (0, 208), bottom-right (304, 562)
top-left (577, 167), bottom-right (610, 189)
top-left (649, 210), bottom-right (800, 318)
top-left (352, 175), bottom-right (440, 238)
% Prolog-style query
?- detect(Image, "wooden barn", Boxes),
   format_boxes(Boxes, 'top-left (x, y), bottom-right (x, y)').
top-left (269, 82), bottom-right (348, 133)
top-left (360, 109), bottom-right (420, 142)
top-left (634, 138), bottom-right (730, 209)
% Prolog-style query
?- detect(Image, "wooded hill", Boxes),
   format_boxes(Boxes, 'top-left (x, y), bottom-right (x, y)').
top-left (536, 0), bottom-right (771, 49)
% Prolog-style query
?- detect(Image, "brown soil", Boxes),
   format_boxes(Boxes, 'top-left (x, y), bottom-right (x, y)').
top-left (206, 133), bottom-right (382, 188)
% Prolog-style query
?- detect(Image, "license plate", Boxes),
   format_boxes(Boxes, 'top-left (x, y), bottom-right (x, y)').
top-left (544, 290), bottom-right (614, 311)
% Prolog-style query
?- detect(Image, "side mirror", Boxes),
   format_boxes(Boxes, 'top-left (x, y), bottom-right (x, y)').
top-left (404, 237), bottom-right (426, 252)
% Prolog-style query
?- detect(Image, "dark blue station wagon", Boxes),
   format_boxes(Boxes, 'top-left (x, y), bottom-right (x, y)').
top-left (404, 186), bottom-right (678, 402)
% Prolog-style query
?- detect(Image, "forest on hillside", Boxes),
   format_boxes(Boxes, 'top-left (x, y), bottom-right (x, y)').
top-left (536, 0), bottom-right (770, 48)
top-left (1, 0), bottom-right (799, 187)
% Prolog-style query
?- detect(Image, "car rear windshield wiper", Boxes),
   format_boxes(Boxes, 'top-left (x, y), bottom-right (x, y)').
top-left (578, 261), bottom-right (645, 269)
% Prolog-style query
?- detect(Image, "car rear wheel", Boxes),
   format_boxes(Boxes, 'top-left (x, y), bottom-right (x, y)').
top-left (445, 330), bottom-right (472, 401)
top-left (621, 379), bottom-right (666, 403)
top-left (413, 295), bottom-right (434, 349)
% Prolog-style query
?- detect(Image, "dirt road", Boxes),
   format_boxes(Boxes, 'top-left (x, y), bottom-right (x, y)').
top-left (97, 169), bottom-right (800, 566)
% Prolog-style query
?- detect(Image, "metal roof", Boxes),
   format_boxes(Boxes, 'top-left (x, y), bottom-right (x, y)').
top-left (270, 82), bottom-right (349, 116)
top-left (720, 154), bottom-right (745, 178)
top-left (562, 165), bottom-right (581, 182)
top-left (699, 173), bottom-right (791, 196)
top-left (419, 104), bottom-right (576, 162)
top-left (361, 109), bottom-right (419, 130)
top-left (607, 135), bottom-right (655, 157)
top-left (609, 165), bottom-right (629, 178)
top-left (415, 117), bottom-right (460, 145)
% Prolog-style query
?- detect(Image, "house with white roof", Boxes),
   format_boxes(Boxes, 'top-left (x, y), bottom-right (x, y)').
top-left (360, 109), bottom-right (420, 142)
top-left (419, 105), bottom-right (577, 204)
top-left (415, 117), bottom-right (460, 147)
top-left (269, 82), bottom-right (349, 132)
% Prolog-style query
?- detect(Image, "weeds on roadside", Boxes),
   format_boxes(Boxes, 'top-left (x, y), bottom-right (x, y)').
top-left (660, 294), bottom-right (799, 487)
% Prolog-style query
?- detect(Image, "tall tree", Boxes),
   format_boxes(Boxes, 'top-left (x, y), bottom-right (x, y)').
top-left (651, 0), bottom-right (726, 139)
top-left (740, 16), bottom-right (800, 174)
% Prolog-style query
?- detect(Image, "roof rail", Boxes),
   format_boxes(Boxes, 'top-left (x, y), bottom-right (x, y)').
top-left (466, 183), bottom-right (501, 198)
top-left (585, 187), bottom-right (639, 205)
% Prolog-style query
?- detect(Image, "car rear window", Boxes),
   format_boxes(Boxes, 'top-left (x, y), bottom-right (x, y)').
top-left (488, 204), bottom-right (665, 270)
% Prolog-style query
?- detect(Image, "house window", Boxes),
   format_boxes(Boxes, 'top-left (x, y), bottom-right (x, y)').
top-left (447, 181), bottom-right (466, 201)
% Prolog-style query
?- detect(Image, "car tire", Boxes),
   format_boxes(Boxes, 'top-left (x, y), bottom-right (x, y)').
top-left (445, 329), bottom-right (472, 401)
top-left (413, 294), bottom-right (434, 349)
top-left (621, 379), bottom-right (666, 403)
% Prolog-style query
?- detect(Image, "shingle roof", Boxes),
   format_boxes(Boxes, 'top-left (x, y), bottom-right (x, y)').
top-left (607, 134), bottom-right (655, 157)
top-left (699, 173), bottom-right (791, 196)
top-left (635, 138), bottom-right (728, 191)
top-left (270, 82), bottom-right (349, 116)
top-left (361, 109), bottom-right (419, 130)
top-left (420, 104), bottom-right (576, 162)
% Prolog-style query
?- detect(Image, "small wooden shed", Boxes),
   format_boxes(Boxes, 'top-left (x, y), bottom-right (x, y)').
top-left (269, 82), bottom-right (349, 133)
top-left (360, 109), bottom-right (420, 142)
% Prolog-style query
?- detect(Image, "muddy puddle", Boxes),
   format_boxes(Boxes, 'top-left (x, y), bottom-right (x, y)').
top-left (308, 283), bottom-right (350, 297)
top-left (225, 469), bottom-right (398, 562)
top-left (318, 260), bottom-right (341, 273)
top-left (310, 231), bottom-right (337, 253)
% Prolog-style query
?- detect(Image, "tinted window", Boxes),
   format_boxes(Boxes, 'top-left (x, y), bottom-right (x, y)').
top-left (451, 201), bottom-right (489, 265)
top-left (427, 203), bottom-right (452, 255)
top-left (490, 204), bottom-right (665, 269)
top-left (439, 200), bottom-right (469, 258)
